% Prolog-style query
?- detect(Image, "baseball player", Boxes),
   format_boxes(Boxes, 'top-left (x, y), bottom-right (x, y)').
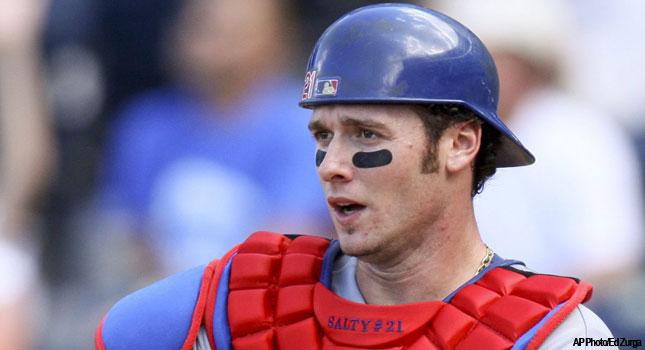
top-left (96, 4), bottom-right (614, 349)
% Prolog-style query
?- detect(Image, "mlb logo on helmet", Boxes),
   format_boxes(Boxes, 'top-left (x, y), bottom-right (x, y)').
top-left (315, 78), bottom-right (340, 96)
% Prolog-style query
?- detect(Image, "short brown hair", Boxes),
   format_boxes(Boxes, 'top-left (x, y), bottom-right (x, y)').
top-left (413, 104), bottom-right (500, 196)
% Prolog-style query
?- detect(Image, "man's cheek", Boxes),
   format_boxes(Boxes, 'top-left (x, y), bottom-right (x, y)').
top-left (316, 150), bottom-right (326, 167)
top-left (352, 149), bottom-right (393, 168)
top-left (315, 149), bottom-right (394, 169)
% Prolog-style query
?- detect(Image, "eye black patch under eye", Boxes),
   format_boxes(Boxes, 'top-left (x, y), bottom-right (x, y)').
top-left (316, 150), bottom-right (326, 167)
top-left (352, 149), bottom-right (392, 168)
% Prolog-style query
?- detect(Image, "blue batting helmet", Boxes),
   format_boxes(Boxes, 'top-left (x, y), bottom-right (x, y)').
top-left (299, 3), bottom-right (534, 167)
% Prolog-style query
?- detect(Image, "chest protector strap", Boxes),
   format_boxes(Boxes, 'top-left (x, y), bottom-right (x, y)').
top-left (213, 232), bottom-right (592, 350)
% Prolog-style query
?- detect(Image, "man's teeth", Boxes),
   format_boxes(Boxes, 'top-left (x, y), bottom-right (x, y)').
top-left (339, 204), bottom-right (361, 214)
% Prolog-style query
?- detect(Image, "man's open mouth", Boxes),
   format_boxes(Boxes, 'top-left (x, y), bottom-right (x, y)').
top-left (334, 203), bottom-right (366, 215)
top-left (328, 197), bottom-right (367, 217)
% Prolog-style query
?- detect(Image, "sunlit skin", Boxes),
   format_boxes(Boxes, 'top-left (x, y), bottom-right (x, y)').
top-left (309, 104), bottom-right (489, 304)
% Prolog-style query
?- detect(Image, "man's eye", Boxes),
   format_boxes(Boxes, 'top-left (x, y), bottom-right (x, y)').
top-left (360, 129), bottom-right (377, 139)
top-left (315, 131), bottom-right (332, 141)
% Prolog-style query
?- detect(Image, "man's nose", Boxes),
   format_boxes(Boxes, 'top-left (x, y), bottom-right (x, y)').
top-left (317, 141), bottom-right (354, 183)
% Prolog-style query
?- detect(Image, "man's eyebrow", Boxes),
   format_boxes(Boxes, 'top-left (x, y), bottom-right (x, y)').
top-left (307, 116), bottom-right (388, 132)
top-left (339, 116), bottom-right (387, 130)
top-left (308, 119), bottom-right (326, 132)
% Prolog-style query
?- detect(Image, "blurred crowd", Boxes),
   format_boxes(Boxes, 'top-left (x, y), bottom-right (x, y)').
top-left (0, 0), bottom-right (644, 348)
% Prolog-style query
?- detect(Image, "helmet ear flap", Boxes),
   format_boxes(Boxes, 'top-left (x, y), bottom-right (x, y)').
top-left (299, 3), bottom-right (534, 168)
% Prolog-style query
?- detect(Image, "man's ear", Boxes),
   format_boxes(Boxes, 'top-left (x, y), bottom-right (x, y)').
top-left (445, 120), bottom-right (481, 173)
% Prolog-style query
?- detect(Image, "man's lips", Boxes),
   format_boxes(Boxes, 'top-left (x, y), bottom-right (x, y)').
top-left (327, 196), bottom-right (367, 217)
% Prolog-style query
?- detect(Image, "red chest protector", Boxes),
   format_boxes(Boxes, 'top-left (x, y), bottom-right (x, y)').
top-left (203, 232), bottom-right (593, 350)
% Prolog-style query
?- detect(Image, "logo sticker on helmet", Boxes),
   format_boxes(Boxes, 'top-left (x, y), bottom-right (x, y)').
top-left (302, 70), bottom-right (317, 100)
top-left (315, 78), bottom-right (340, 96)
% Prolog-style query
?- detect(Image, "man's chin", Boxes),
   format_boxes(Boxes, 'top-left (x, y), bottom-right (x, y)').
top-left (337, 232), bottom-right (376, 257)
top-left (331, 225), bottom-right (353, 241)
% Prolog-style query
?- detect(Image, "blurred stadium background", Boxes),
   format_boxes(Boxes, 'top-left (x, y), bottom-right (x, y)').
top-left (1, 0), bottom-right (644, 348)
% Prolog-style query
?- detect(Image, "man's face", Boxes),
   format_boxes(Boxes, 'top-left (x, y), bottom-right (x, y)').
top-left (309, 105), bottom-right (450, 262)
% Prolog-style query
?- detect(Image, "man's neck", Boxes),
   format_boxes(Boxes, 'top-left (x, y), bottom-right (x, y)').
top-left (354, 210), bottom-right (487, 305)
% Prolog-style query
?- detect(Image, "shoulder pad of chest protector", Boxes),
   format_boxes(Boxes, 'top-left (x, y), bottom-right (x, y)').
top-left (97, 263), bottom-right (215, 350)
